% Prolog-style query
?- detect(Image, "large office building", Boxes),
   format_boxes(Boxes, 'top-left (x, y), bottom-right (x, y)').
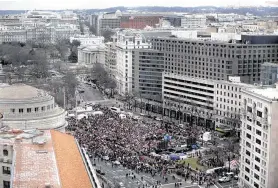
top-left (260, 62), bottom-right (278, 85)
top-left (151, 34), bottom-right (278, 84)
top-left (0, 84), bottom-right (67, 131)
top-left (0, 129), bottom-right (100, 188)
top-left (160, 73), bottom-right (258, 130)
top-left (132, 49), bottom-right (164, 100)
top-left (239, 85), bottom-right (278, 188)
top-left (162, 73), bottom-right (215, 128)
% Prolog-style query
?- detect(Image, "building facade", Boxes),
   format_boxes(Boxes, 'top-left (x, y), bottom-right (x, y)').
top-left (214, 77), bottom-right (256, 130)
top-left (151, 35), bottom-right (278, 84)
top-left (105, 42), bottom-right (117, 77)
top-left (239, 85), bottom-right (278, 188)
top-left (77, 45), bottom-right (106, 66)
top-left (162, 73), bottom-right (215, 128)
top-left (114, 30), bottom-right (151, 95)
top-left (132, 49), bottom-right (164, 100)
top-left (70, 34), bottom-right (104, 46)
top-left (0, 144), bottom-right (13, 188)
top-left (120, 15), bottom-right (161, 29)
top-left (181, 15), bottom-right (207, 29)
top-left (260, 62), bottom-right (278, 85)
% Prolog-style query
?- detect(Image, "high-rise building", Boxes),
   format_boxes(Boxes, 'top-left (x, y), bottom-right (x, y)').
top-left (239, 84), bottom-right (278, 188)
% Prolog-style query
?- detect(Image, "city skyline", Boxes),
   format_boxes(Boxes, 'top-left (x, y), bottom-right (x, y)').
top-left (0, 0), bottom-right (272, 10)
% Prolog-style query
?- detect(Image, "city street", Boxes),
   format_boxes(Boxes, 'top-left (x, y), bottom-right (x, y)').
top-left (92, 159), bottom-right (181, 188)
top-left (79, 82), bottom-right (104, 102)
top-left (215, 181), bottom-right (239, 188)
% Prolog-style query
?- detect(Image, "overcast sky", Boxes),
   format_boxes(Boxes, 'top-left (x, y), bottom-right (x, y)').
top-left (0, 0), bottom-right (269, 10)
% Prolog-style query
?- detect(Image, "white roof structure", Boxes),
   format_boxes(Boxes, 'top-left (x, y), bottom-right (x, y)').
top-left (246, 87), bottom-right (278, 100)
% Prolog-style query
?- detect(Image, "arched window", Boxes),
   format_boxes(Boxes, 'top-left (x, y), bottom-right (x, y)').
top-left (3, 149), bottom-right (8, 156)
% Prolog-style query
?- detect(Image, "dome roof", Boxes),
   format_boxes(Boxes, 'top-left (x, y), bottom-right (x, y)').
top-left (0, 84), bottom-right (49, 100)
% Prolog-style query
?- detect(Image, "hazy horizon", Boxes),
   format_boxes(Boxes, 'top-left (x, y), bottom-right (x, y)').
top-left (0, 0), bottom-right (273, 10)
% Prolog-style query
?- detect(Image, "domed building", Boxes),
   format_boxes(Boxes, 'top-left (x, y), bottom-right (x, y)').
top-left (0, 84), bottom-right (67, 130)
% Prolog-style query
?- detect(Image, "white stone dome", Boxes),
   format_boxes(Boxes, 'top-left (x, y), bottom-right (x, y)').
top-left (0, 84), bottom-right (67, 131)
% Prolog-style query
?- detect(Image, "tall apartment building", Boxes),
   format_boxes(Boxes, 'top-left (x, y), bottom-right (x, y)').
top-left (260, 62), bottom-right (278, 85)
top-left (239, 85), bottom-right (278, 188)
top-left (151, 34), bottom-right (278, 84)
top-left (132, 49), bottom-right (164, 100)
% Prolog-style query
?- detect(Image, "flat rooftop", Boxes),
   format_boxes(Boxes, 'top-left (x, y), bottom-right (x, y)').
top-left (12, 130), bottom-right (61, 188)
top-left (246, 87), bottom-right (278, 100)
top-left (0, 129), bottom-right (94, 188)
top-left (51, 130), bottom-right (93, 188)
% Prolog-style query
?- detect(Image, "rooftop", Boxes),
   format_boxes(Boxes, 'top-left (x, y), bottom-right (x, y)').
top-left (51, 130), bottom-right (93, 188)
top-left (12, 130), bottom-right (61, 188)
top-left (0, 129), bottom-right (93, 188)
top-left (0, 84), bottom-right (48, 100)
top-left (246, 87), bottom-right (278, 100)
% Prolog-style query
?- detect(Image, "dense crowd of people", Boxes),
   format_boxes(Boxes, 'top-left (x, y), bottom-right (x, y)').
top-left (66, 105), bottom-right (236, 187)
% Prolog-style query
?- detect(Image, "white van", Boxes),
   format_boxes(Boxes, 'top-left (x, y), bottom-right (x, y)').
top-left (119, 114), bottom-right (126, 119)
top-left (206, 167), bottom-right (225, 174)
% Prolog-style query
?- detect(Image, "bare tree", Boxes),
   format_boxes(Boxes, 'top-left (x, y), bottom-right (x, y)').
top-left (30, 53), bottom-right (50, 79)
top-left (102, 29), bottom-right (115, 42)
top-left (104, 77), bottom-right (117, 98)
top-left (63, 72), bottom-right (79, 108)
top-left (55, 38), bottom-right (70, 62)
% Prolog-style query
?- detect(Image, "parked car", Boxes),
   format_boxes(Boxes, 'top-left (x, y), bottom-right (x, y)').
top-left (155, 117), bottom-right (163, 121)
top-left (218, 176), bottom-right (231, 183)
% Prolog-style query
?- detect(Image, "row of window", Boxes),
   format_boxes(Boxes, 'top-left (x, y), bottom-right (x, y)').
top-left (10, 104), bottom-right (54, 114)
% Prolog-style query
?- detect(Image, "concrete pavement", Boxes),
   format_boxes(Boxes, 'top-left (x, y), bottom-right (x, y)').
top-left (92, 158), bottom-right (181, 188)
